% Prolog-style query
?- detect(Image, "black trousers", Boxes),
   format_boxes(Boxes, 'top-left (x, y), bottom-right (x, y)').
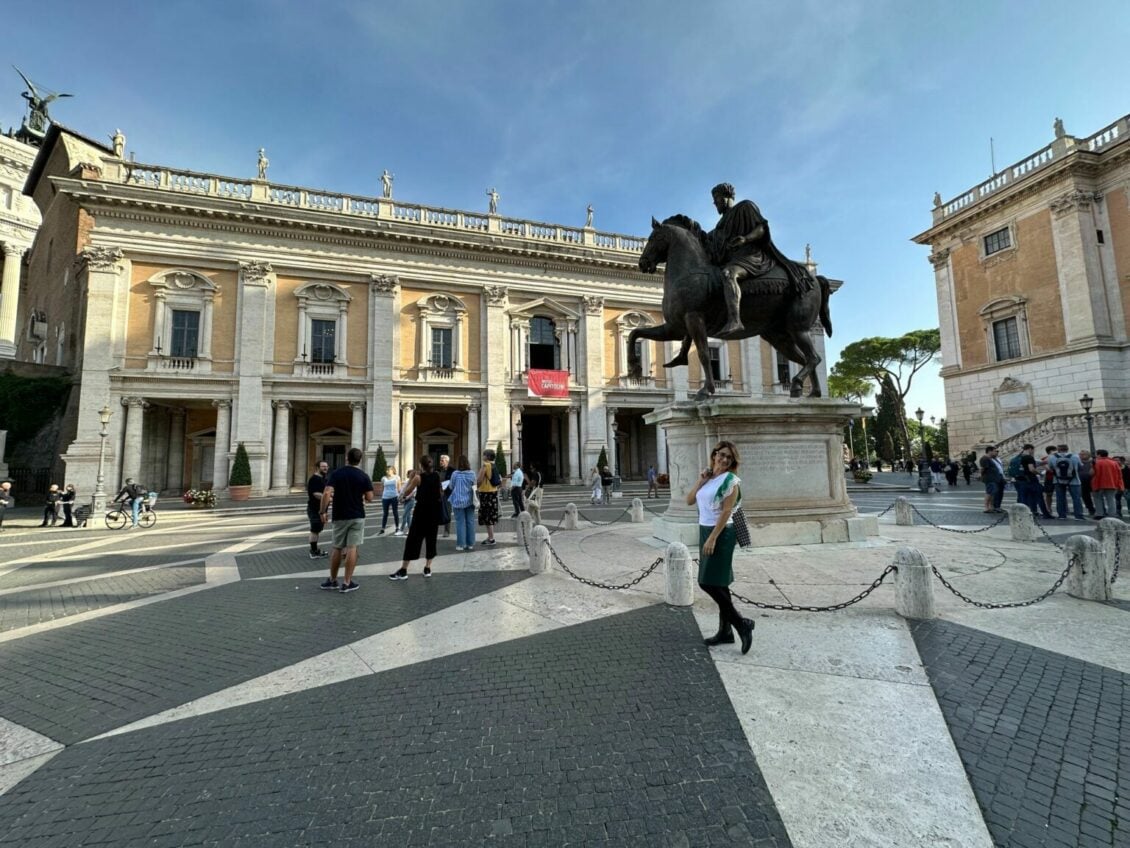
top-left (699, 583), bottom-right (744, 630)
top-left (402, 519), bottom-right (438, 562)
top-left (510, 487), bottom-right (525, 516)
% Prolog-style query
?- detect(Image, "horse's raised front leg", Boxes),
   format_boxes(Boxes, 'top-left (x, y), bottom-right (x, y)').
top-left (684, 312), bottom-right (714, 401)
top-left (627, 323), bottom-right (685, 380)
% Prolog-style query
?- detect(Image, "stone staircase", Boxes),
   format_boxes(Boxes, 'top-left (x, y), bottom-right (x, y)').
top-left (993, 409), bottom-right (1130, 457)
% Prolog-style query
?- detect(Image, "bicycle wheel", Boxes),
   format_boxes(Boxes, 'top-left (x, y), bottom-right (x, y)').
top-left (139, 509), bottom-right (157, 529)
top-left (105, 509), bottom-right (128, 530)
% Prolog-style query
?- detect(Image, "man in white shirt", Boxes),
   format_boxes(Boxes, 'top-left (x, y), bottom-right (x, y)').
top-left (509, 465), bottom-right (526, 517)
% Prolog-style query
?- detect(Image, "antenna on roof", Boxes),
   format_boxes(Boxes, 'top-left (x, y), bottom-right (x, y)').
top-left (990, 137), bottom-right (997, 175)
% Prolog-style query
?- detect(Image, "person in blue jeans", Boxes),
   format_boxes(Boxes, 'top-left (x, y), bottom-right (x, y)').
top-left (1051, 445), bottom-right (1085, 520)
top-left (378, 467), bottom-right (401, 534)
top-left (447, 455), bottom-right (477, 551)
top-left (113, 478), bottom-right (146, 528)
top-left (978, 446), bottom-right (1005, 513)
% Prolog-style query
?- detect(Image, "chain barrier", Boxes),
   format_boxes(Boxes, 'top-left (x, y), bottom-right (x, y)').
top-left (930, 556), bottom-right (1076, 609)
top-left (725, 564), bottom-right (898, 612)
top-left (546, 512), bottom-right (568, 535)
top-left (1112, 531), bottom-right (1122, 584)
top-left (1030, 514), bottom-right (1065, 551)
top-left (909, 503), bottom-right (1008, 534)
top-left (642, 501), bottom-right (668, 516)
top-left (874, 502), bottom-right (895, 519)
top-left (546, 543), bottom-right (664, 591)
top-left (576, 505), bottom-right (633, 526)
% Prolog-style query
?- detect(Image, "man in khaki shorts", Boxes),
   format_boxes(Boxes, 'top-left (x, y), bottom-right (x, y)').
top-left (319, 447), bottom-right (375, 593)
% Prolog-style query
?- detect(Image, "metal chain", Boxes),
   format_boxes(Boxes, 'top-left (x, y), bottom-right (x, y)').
top-left (546, 513), bottom-right (568, 535)
top-left (930, 556), bottom-right (1076, 609)
top-left (546, 544), bottom-right (664, 591)
top-left (1030, 514), bottom-right (1065, 551)
top-left (576, 505), bottom-right (633, 526)
top-left (1112, 531), bottom-right (1122, 583)
top-left (721, 563), bottom-right (898, 613)
top-left (874, 502), bottom-right (895, 519)
top-left (642, 501), bottom-right (667, 516)
top-left (910, 503), bottom-right (1008, 534)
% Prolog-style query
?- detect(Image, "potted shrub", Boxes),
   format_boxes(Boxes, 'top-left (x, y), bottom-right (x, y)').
top-left (228, 442), bottom-right (252, 501)
top-left (852, 469), bottom-right (874, 484)
top-left (371, 445), bottom-right (388, 481)
top-left (182, 489), bottom-right (217, 508)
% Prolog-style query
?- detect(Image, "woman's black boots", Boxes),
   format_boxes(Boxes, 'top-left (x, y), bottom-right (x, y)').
top-left (703, 613), bottom-right (735, 646)
top-left (738, 618), bottom-right (756, 655)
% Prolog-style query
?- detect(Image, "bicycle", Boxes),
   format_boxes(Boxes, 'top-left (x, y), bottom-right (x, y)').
top-left (105, 495), bottom-right (158, 530)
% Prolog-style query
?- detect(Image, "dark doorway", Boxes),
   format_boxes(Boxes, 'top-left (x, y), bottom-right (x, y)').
top-left (519, 414), bottom-right (557, 483)
top-left (322, 445), bottom-right (345, 470)
top-left (426, 442), bottom-right (450, 473)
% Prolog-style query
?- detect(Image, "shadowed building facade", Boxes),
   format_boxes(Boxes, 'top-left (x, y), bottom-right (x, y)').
top-left (915, 114), bottom-right (1130, 456)
top-left (19, 125), bottom-right (834, 497)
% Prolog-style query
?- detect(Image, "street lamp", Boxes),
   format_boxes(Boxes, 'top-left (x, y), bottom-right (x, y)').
top-left (93, 405), bottom-right (113, 515)
top-left (847, 417), bottom-right (855, 462)
top-left (515, 416), bottom-right (523, 468)
top-left (1079, 394), bottom-right (1096, 456)
top-left (914, 407), bottom-right (931, 492)
top-left (860, 412), bottom-right (871, 469)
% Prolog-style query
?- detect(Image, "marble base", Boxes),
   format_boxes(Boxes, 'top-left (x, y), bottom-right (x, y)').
top-left (645, 396), bottom-right (878, 547)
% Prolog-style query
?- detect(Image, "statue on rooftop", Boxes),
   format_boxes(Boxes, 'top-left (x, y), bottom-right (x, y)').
top-left (381, 169), bottom-right (394, 198)
top-left (1053, 117), bottom-right (1066, 139)
top-left (487, 187), bottom-right (499, 214)
top-left (111, 129), bottom-right (125, 158)
top-left (13, 66), bottom-right (71, 143)
top-left (585, 205), bottom-right (594, 228)
top-left (257, 148), bottom-right (269, 180)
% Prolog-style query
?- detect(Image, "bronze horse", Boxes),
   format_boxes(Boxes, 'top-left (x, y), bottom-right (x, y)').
top-left (630, 215), bottom-right (832, 400)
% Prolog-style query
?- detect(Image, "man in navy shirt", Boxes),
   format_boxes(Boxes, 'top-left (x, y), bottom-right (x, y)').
top-left (306, 460), bottom-right (330, 558)
top-left (319, 448), bottom-right (374, 593)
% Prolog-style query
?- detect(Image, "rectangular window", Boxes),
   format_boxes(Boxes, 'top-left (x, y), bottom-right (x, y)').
top-left (992, 317), bottom-right (1021, 361)
top-left (310, 319), bottom-right (336, 363)
top-left (983, 227), bottom-right (1011, 256)
top-left (709, 345), bottom-right (722, 381)
top-left (431, 327), bottom-right (453, 368)
top-left (170, 310), bottom-right (200, 358)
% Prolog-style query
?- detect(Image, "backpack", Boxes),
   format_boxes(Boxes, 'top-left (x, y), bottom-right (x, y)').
top-left (489, 463), bottom-right (501, 488)
top-left (1007, 455), bottom-right (1024, 480)
top-left (1054, 455), bottom-right (1076, 483)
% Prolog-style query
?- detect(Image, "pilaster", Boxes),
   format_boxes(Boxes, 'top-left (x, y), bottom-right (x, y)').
top-left (211, 400), bottom-right (232, 490)
top-left (0, 243), bottom-right (28, 358)
top-left (292, 409), bottom-right (309, 488)
top-left (270, 400), bottom-right (291, 493)
top-left (233, 261), bottom-right (274, 494)
top-left (929, 248), bottom-right (962, 370)
top-left (483, 284), bottom-right (511, 454)
top-left (466, 402), bottom-right (481, 467)
top-left (1049, 190), bottom-right (1112, 343)
top-left (581, 295), bottom-right (606, 473)
top-left (368, 274), bottom-right (399, 462)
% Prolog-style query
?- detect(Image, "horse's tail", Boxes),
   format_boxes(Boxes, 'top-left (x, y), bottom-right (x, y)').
top-left (817, 274), bottom-right (832, 337)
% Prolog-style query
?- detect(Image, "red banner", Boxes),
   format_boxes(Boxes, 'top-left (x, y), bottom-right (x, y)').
top-left (527, 369), bottom-right (569, 398)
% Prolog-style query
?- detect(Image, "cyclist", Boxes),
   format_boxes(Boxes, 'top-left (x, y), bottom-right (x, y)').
top-left (113, 477), bottom-right (147, 529)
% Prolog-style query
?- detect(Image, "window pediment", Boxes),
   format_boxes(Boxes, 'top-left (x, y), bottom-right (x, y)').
top-left (147, 269), bottom-right (218, 292)
top-left (978, 296), bottom-right (1026, 319)
top-left (295, 281), bottom-right (351, 304)
top-left (615, 310), bottom-right (656, 329)
top-left (417, 292), bottom-right (467, 315)
top-left (509, 296), bottom-right (580, 322)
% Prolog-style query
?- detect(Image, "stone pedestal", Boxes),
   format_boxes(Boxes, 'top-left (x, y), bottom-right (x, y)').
top-left (644, 397), bottom-right (876, 547)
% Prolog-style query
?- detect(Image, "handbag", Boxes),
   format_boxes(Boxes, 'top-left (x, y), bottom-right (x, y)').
top-left (731, 505), bottom-right (752, 548)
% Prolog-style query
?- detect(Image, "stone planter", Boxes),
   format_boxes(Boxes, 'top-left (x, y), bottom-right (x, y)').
top-left (228, 485), bottom-right (251, 502)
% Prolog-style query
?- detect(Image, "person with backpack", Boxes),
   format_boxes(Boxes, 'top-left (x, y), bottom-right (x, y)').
top-left (1014, 444), bottom-right (1053, 518)
top-left (1051, 444), bottom-right (1085, 520)
top-left (475, 449), bottom-right (501, 546)
top-left (113, 477), bottom-right (147, 528)
top-left (1077, 449), bottom-right (1097, 518)
top-left (1007, 450), bottom-right (1027, 504)
top-left (978, 446), bottom-right (1005, 513)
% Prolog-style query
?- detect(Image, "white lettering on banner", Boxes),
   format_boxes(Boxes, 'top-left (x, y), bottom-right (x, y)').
top-left (528, 369), bottom-right (569, 398)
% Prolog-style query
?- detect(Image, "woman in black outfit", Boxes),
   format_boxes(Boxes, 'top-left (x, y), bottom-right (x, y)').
top-left (390, 455), bottom-right (444, 580)
top-left (60, 484), bottom-right (77, 527)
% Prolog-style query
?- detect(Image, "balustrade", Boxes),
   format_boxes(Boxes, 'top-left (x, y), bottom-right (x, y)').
top-left (158, 356), bottom-right (196, 372)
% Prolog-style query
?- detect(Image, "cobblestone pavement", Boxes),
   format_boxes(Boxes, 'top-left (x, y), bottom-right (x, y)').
top-left (0, 605), bottom-right (790, 848)
top-left (0, 571), bottom-right (528, 744)
top-left (911, 619), bottom-right (1129, 847)
top-left (0, 562), bottom-right (205, 631)
top-left (0, 550), bottom-right (210, 589)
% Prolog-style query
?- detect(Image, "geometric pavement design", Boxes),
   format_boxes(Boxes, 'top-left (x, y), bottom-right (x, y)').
top-left (911, 618), bottom-right (1129, 848)
top-left (0, 571), bottom-right (529, 745)
top-left (0, 604), bottom-right (791, 848)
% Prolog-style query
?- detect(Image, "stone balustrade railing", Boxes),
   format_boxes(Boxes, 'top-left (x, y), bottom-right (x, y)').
top-left (936, 115), bottom-right (1128, 221)
top-left (992, 409), bottom-right (1130, 457)
top-left (121, 162), bottom-right (647, 253)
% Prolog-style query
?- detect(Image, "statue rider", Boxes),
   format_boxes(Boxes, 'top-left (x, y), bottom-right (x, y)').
top-left (706, 182), bottom-right (808, 338)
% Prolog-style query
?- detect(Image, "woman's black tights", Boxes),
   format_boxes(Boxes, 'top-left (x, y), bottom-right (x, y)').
top-left (699, 583), bottom-right (744, 630)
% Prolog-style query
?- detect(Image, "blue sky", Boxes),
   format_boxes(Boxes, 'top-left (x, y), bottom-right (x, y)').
top-left (6, 0), bottom-right (1129, 420)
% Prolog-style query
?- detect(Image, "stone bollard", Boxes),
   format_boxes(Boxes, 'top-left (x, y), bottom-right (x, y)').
top-left (894, 496), bottom-right (914, 526)
top-left (527, 498), bottom-right (542, 526)
top-left (1007, 503), bottom-right (1038, 542)
top-left (664, 542), bottom-right (694, 606)
top-left (517, 512), bottom-right (534, 552)
top-left (630, 497), bottom-right (645, 523)
top-left (528, 526), bottom-right (551, 574)
top-left (894, 546), bottom-right (935, 619)
top-left (563, 503), bottom-right (579, 530)
top-left (1097, 517), bottom-right (1129, 585)
top-left (1065, 535), bottom-right (1109, 601)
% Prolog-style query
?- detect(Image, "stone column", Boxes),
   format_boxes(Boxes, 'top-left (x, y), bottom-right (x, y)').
top-left (567, 404), bottom-right (580, 483)
top-left (212, 400), bottom-right (231, 491)
top-left (0, 243), bottom-right (26, 358)
top-left (1050, 191), bottom-right (1113, 343)
top-left (929, 248), bottom-right (961, 371)
top-left (581, 295), bottom-right (605, 472)
top-left (466, 401), bottom-right (481, 466)
top-left (656, 424), bottom-right (668, 476)
top-left (292, 409), bottom-right (308, 488)
top-left (606, 406), bottom-right (618, 474)
top-left (668, 340), bottom-right (689, 400)
top-left (482, 285), bottom-right (511, 458)
top-left (368, 275), bottom-right (400, 464)
top-left (350, 401), bottom-right (365, 455)
top-left (400, 402), bottom-right (416, 469)
top-left (166, 408), bottom-right (186, 494)
top-left (233, 261), bottom-right (275, 495)
top-left (740, 337), bottom-right (763, 398)
top-left (121, 397), bottom-right (147, 484)
top-left (271, 400), bottom-right (291, 493)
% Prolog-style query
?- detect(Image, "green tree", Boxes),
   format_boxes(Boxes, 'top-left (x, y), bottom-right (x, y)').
top-left (229, 442), bottom-right (252, 486)
top-left (882, 432), bottom-right (897, 465)
top-left (371, 445), bottom-right (388, 481)
top-left (827, 372), bottom-right (872, 403)
top-left (873, 376), bottom-right (903, 463)
top-left (597, 445), bottom-right (609, 470)
top-left (494, 441), bottom-right (507, 477)
top-left (829, 329), bottom-right (941, 463)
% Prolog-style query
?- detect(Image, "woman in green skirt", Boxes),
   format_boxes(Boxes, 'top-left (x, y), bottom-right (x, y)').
top-left (685, 440), bottom-right (754, 654)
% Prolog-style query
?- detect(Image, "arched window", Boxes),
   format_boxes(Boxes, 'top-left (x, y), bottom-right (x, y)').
top-left (529, 316), bottom-right (560, 369)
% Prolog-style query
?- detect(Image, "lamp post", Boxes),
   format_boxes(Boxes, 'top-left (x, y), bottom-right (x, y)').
top-left (915, 407), bottom-right (931, 492)
top-left (847, 418), bottom-right (855, 462)
top-left (1079, 394), bottom-right (1096, 456)
top-left (861, 412), bottom-right (871, 469)
top-left (515, 416), bottom-right (523, 468)
top-left (93, 405), bottom-right (113, 514)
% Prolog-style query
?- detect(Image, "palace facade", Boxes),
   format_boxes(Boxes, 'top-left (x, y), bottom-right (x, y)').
top-left (914, 114), bottom-right (1130, 456)
top-left (17, 125), bottom-right (832, 497)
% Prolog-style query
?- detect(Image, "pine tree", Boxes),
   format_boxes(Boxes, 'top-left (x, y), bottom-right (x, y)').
top-left (372, 446), bottom-right (388, 480)
top-left (229, 442), bottom-right (252, 486)
top-left (597, 446), bottom-right (609, 470)
top-left (494, 441), bottom-right (507, 477)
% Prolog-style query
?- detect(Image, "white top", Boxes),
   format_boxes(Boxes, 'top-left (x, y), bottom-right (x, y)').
top-left (381, 475), bottom-right (400, 499)
top-left (695, 473), bottom-right (739, 526)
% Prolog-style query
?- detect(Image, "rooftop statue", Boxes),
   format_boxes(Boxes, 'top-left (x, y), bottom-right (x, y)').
top-left (381, 169), bottom-right (394, 199)
top-left (13, 66), bottom-right (71, 143)
top-left (632, 183), bottom-right (832, 400)
top-left (257, 148), bottom-right (269, 180)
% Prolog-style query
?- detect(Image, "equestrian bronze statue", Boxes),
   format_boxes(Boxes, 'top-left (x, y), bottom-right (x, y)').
top-left (630, 183), bottom-right (832, 401)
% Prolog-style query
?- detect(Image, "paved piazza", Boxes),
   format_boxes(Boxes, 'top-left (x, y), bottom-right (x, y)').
top-left (0, 481), bottom-right (1127, 847)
